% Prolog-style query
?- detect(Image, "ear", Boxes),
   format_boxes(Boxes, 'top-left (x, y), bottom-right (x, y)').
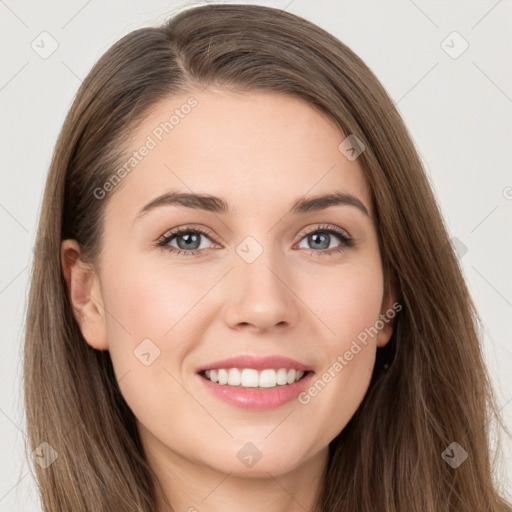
top-left (376, 272), bottom-right (400, 348)
top-left (61, 239), bottom-right (109, 351)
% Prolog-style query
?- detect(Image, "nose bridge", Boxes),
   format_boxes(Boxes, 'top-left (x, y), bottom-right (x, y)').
top-left (236, 233), bottom-right (289, 299)
top-left (223, 233), bottom-right (298, 330)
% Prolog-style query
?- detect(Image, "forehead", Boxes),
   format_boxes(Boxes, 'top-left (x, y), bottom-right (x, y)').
top-left (105, 89), bottom-right (372, 222)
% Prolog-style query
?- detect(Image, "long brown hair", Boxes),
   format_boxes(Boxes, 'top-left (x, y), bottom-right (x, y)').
top-left (24, 4), bottom-right (510, 511)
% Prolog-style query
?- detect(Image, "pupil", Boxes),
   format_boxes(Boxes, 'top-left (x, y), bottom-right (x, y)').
top-left (310, 233), bottom-right (329, 250)
top-left (178, 233), bottom-right (200, 250)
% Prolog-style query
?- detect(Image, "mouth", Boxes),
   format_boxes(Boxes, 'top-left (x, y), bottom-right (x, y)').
top-left (199, 367), bottom-right (312, 389)
top-left (196, 355), bottom-right (315, 409)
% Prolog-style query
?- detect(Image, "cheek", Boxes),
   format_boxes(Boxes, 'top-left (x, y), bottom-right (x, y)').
top-left (102, 255), bottom-right (206, 344)
top-left (99, 255), bottom-right (218, 404)
top-left (98, 258), bottom-right (196, 422)
top-left (295, 263), bottom-right (383, 432)
top-left (303, 260), bottom-right (384, 351)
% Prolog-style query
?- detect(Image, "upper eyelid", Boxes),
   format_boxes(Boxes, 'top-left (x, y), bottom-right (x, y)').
top-left (158, 224), bottom-right (218, 244)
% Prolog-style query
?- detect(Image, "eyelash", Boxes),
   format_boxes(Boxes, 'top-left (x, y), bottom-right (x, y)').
top-left (156, 224), bottom-right (354, 258)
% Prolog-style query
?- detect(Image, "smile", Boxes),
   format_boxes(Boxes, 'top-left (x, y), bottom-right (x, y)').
top-left (198, 369), bottom-right (314, 410)
top-left (202, 368), bottom-right (307, 388)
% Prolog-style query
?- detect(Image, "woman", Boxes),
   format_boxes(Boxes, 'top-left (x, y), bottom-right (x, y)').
top-left (24, 3), bottom-right (510, 511)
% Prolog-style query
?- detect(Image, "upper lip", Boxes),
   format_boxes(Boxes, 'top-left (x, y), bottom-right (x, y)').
top-left (198, 355), bottom-right (313, 373)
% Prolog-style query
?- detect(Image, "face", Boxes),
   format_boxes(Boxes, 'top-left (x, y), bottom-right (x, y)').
top-left (62, 88), bottom-right (396, 480)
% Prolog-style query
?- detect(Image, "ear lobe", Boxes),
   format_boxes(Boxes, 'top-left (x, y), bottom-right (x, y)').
top-left (61, 239), bottom-right (109, 351)
top-left (376, 313), bottom-right (395, 348)
top-left (376, 274), bottom-right (400, 348)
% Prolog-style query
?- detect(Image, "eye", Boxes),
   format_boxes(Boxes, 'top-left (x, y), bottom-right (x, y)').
top-left (157, 223), bottom-right (354, 257)
top-left (295, 224), bottom-right (354, 256)
top-left (157, 226), bottom-right (216, 257)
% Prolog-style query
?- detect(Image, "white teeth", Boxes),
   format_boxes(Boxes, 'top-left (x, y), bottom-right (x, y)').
top-left (218, 369), bottom-right (228, 385)
top-left (276, 368), bottom-right (288, 385)
top-left (228, 368), bottom-right (241, 386)
top-left (241, 368), bottom-right (259, 387)
top-left (203, 368), bottom-right (306, 388)
top-left (258, 369), bottom-right (276, 388)
top-left (287, 369), bottom-right (297, 384)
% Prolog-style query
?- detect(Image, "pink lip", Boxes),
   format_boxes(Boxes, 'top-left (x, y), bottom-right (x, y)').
top-left (197, 370), bottom-right (314, 410)
top-left (198, 355), bottom-right (312, 372)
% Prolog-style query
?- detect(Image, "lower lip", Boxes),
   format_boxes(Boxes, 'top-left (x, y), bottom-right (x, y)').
top-left (197, 371), bottom-right (314, 410)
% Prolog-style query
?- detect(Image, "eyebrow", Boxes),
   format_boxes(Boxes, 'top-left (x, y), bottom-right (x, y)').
top-left (134, 191), bottom-right (370, 220)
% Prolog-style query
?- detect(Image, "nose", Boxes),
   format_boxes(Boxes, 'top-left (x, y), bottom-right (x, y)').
top-left (223, 246), bottom-right (300, 333)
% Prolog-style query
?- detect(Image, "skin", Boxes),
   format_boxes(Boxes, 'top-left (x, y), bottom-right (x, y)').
top-left (62, 88), bottom-right (396, 512)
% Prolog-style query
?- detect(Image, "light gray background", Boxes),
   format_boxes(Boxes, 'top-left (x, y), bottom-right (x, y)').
top-left (1, 0), bottom-right (511, 509)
